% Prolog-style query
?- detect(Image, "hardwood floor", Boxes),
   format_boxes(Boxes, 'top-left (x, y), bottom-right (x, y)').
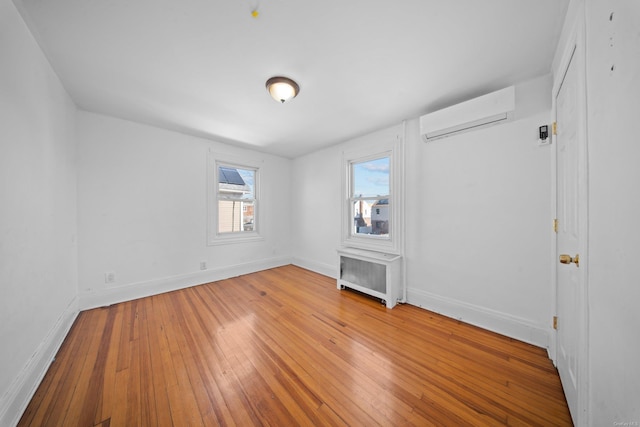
top-left (19, 265), bottom-right (572, 426)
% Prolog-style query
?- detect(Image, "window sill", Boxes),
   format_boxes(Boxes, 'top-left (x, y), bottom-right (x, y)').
top-left (208, 233), bottom-right (264, 246)
top-left (343, 235), bottom-right (399, 255)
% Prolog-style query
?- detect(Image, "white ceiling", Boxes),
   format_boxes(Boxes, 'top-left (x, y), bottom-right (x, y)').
top-left (15, 0), bottom-right (568, 158)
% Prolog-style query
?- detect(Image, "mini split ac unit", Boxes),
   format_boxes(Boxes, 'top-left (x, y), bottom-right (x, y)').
top-left (420, 86), bottom-right (515, 142)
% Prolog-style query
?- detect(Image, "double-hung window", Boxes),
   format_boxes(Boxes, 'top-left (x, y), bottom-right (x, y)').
top-left (208, 154), bottom-right (262, 245)
top-left (342, 136), bottom-right (402, 254)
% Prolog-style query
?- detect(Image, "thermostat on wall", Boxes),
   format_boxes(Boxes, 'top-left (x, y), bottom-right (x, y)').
top-left (538, 125), bottom-right (551, 146)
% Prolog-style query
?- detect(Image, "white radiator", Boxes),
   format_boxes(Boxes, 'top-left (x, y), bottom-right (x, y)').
top-left (337, 248), bottom-right (403, 308)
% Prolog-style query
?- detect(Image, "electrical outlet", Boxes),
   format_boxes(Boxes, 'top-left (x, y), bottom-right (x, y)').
top-left (200, 262), bottom-right (207, 270)
top-left (104, 272), bottom-right (116, 283)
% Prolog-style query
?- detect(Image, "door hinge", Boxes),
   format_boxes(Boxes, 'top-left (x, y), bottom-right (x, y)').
top-left (552, 122), bottom-right (557, 135)
top-left (553, 218), bottom-right (558, 233)
top-left (553, 316), bottom-right (558, 330)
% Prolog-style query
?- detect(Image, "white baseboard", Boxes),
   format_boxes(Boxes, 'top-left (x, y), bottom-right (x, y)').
top-left (79, 255), bottom-right (292, 310)
top-left (0, 296), bottom-right (79, 427)
top-left (407, 287), bottom-right (549, 348)
top-left (291, 256), bottom-right (335, 279)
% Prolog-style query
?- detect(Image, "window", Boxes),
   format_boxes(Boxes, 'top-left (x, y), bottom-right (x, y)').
top-left (208, 154), bottom-right (262, 245)
top-left (341, 132), bottom-right (402, 254)
top-left (350, 156), bottom-right (390, 238)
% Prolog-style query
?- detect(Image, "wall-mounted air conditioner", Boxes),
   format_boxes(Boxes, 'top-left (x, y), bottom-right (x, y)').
top-left (420, 86), bottom-right (515, 142)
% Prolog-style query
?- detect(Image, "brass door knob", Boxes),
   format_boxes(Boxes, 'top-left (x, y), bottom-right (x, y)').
top-left (559, 254), bottom-right (580, 267)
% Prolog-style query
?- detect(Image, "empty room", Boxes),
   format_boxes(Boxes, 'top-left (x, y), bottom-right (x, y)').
top-left (1, 0), bottom-right (639, 425)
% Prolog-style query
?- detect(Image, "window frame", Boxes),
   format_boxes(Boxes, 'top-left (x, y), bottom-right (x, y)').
top-left (342, 138), bottom-right (402, 254)
top-left (208, 152), bottom-right (263, 245)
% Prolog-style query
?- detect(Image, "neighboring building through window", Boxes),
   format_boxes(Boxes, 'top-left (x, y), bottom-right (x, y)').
top-left (371, 199), bottom-right (389, 235)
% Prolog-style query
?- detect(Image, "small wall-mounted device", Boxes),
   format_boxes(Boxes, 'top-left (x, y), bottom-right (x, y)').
top-left (539, 125), bottom-right (548, 140)
top-left (538, 124), bottom-right (551, 146)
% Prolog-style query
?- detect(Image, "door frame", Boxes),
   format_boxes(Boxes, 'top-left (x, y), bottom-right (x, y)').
top-left (550, 4), bottom-right (590, 425)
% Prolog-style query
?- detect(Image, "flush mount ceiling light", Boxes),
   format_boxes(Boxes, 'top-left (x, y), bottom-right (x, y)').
top-left (266, 76), bottom-right (300, 103)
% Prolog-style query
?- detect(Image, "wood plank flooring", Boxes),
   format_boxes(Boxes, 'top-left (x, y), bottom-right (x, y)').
top-left (18, 265), bottom-right (572, 426)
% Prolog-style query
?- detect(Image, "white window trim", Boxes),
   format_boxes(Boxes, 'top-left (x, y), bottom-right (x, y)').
top-left (341, 138), bottom-right (403, 254)
top-left (207, 151), bottom-right (264, 246)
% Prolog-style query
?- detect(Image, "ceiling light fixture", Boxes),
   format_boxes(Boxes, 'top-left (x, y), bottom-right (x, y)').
top-left (266, 76), bottom-right (300, 103)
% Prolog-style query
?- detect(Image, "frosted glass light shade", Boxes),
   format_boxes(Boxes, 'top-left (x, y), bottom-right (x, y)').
top-left (266, 77), bottom-right (299, 103)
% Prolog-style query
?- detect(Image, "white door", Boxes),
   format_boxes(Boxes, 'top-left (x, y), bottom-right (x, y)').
top-left (555, 45), bottom-right (586, 424)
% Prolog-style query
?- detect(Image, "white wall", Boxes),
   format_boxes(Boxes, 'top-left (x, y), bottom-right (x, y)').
top-left (584, 0), bottom-right (640, 424)
top-left (406, 75), bottom-right (554, 347)
top-left (76, 111), bottom-right (292, 308)
top-left (0, 0), bottom-right (78, 424)
top-left (291, 145), bottom-right (341, 276)
top-left (292, 76), bottom-right (554, 347)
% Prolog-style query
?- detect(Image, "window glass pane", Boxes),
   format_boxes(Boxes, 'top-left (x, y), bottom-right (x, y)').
top-left (218, 166), bottom-right (254, 200)
top-left (352, 200), bottom-right (371, 235)
top-left (352, 157), bottom-right (389, 198)
top-left (353, 199), bottom-right (390, 236)
top-left (217, 165), bottom-right (256, 234)
top-left (370, 198), bottom-right (389, 235)
top-left (218, 200), bottom-right (255, 233)
top-left (242, 200), bottom-right (255, 231)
